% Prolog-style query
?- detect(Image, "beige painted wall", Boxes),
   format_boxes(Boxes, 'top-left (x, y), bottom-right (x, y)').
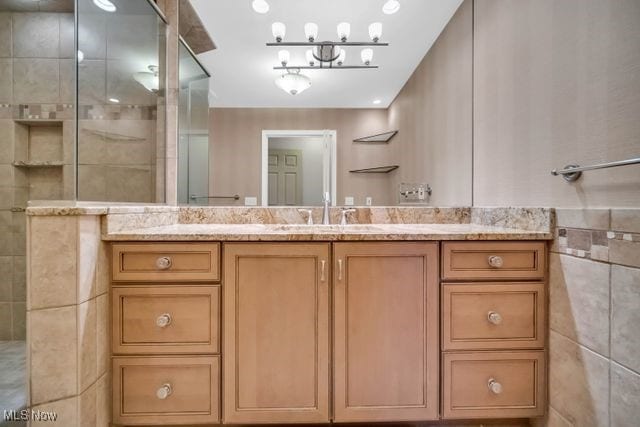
top-left (209, 108), bottom-right (393, 205)
top-left (473, 0), bottom-right (640, 208)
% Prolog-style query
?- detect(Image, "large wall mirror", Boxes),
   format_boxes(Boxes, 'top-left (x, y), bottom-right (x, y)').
top-left (190, 0), bottom-right (472, 207)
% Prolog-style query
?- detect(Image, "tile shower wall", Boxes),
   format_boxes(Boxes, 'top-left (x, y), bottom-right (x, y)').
top-left (533, 208), bottom-right (640, 427)
top-left (0, 11), bottom-right (75, 341)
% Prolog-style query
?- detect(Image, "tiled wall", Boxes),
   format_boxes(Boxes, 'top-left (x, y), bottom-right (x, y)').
top-left (26, 215), bottom-right (110, 426)
top-left (535, 209), bottom-right (640, 426)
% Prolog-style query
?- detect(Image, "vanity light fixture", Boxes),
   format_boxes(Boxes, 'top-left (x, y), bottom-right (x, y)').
top-left (383, 0), bottom-right (400, 15)
top-left (133, 65), bottom-right (160, 92)
top-left (337, 22), bottom-right (351, 42)
top-left (369, 23), bottom-right (382, 42)
top-left (93, 0), bottom-right (116, 12)
top-left (272, 22), bottom-right (286, 42)
top-left (304, 23), bottom-right (318, 42)
top-left (278, 50), bottom-right (290, 66)
top-left (275, 69), bottom-right (311, 95)
top-left (361, 48), bottom-right (374, 66)
top-left (252, 0), bottom-right (269, 14)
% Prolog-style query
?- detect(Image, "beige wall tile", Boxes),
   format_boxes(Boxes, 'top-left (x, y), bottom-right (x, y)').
top-left (0, 13), bottom-right (11, 57)
top-left (611, 265), bottom-right (640, 373)
top-left (59, 59), bottom-right (74, 104)
top-left (59, 13), bottom-right (74, 59)
top-left (611, 362), bottom-right (640, 427)
top-left (29, 306), bottom-right (77, 404)
top-left (96, 293), bottom-right (108, 377)
top-left (13, 58), bottom-right (60, 104)
top-left (62, 120), bottom-right (74, 165)
top-left (549, 331), bottom-right (609, 427)
top-left (27, 168), bottom-right (64, 201)
top-left (77, 12), bottom-right (106, 59)
top-left (12, 302), bottom-right (25, 339)
top-left (0, 302), bottom-right (11, 339)
top-left (95, 372), bottom-right (110, 427)
top-left (0, 58), bottom-right (12, 104)
top-left (0, 256), bottom-right (12, 301)
top-left (28, 216), bottom-right (77, 310)
top-left (77, 299), bottom-right (97, 393)
top-left (105, 165), bottom-right (154, 203)
top-left (12, 229), bottom-right (25, 256)
top-left (77, 165), bottom-right (106, 201)
top-left (95, 240), bottom-right (109, 296)
top-left (29, 126), bottom-right (63, 161)
top-left (609, 239), bottom-right (640, 268)
top-left (611, 209), bottom-right (640, 234)
top-left (0, 120), bottom-right (14, 164)
top-left (78, 379), bottom-right (97, 427)
top-left (78, 60), bottom-right (106, 105)
top-left (0, 225), bottom-right (14, 255)
top-left (555, 208), bottom-right (610, 230)
top-left (31, 395), bottom-right (78, 427)
top-left (77, 216), bottom-right (99, 303)
top-left (12, 13), bottom-right (59, 58)
top-left (549, 253), bottom-right (610, 355)
top-left (0, 188), bottom-right (14, 210)
top-left (12, 255), bottom-right (26, 302)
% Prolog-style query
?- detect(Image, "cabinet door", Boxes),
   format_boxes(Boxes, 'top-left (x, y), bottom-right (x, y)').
top-left (223, 243), bottom-right (330, 424)
top-left (333, 242), bottom-right (439, 422)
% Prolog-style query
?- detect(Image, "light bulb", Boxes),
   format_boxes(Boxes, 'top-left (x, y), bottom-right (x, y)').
top-left (304, 22), bottom-right (318, 42)
top-left (251, 0), bottom-right (269, 14)
top-left (93, 0), bottom-right (116, 12)
top-left (383, 0), bottom-right (400, 15)
top-left (369, 22), bottom-right (382, 42)
top-left (361, 48), bottom-right (373, 65)
top-left (77, 50), bottom-right (84, 62)
top-left (336, 49), bottom-right (346, 66)
top-left (306, 49), bottom-right (315, 66)
top-left (278, 50), bottom-right (290, 66)
top-left (337, 22), bottom-right (351, 42)
top-left (272, 22), bottom-right (286, 42)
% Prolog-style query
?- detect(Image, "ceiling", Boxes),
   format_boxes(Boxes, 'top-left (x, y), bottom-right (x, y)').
top-left (190, 0), bottom-right (463, 108)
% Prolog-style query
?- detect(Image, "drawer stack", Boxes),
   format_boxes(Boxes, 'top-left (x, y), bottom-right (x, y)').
top-left (440, 242), bottom-right (547, 419)
top-left (111, 243), bottom-right (221, 426)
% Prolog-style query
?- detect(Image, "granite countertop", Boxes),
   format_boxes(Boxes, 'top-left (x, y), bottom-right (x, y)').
top-left (103, 223), bottom-right (553, 241)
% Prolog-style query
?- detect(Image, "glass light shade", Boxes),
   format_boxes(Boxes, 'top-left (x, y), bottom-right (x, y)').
top-left (133, 66), bottom-right (159, 92)
top-left (369, 22), bottom-right (382, 42)
top-left (361, 48), bottom-right (373, 65)
top-left (336, 49), bottom-right (346, 65)
top-left (275, 72), bottom-right (311, 95)
top-left (93, 0), bottom-right (116, 12)
top-left (337, 22), bottom-right (351, 42)
top-left (272, 22), bottom-right (286, 42)
top-left (251, 0), bottom-right (269, 14)
top-left (383, 0), bottom-right (400, 15)
top-left (306, 49), bottom-right (315, 66)
top-left (304, 22), bottom-right (318, 42)
top-left (278, 49), bottom-right (290, 66)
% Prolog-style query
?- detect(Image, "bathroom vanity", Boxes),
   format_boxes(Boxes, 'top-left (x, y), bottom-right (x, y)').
top-left (104, 211), bottom-right (549, 426)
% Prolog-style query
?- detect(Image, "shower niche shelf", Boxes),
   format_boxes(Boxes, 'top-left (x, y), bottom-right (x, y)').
top-left (349, 165), bottom-right (399, 174)
top-left (353, 130), bottom-right (398, 143)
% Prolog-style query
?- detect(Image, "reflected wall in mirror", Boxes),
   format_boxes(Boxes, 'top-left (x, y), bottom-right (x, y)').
top-left (192, 0), bottom-right (471, 206)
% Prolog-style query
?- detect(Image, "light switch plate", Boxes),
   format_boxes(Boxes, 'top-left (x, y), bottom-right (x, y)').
top-left (244, 197), bottom-right (257, 206)
top-left (365, 197), bottom-right (373, 206)
top-left (344, 196), bottom-right (354, 206)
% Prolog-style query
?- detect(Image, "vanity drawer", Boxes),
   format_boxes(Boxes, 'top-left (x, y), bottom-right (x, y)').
top-left (442, 351), bottom-right (545, 419)
top-left (112, 243), bottom-right (220, 282)
top-left (442, 283), bottom-right (545, 350)
top-left (112, 286), bottom-right (220, 354)
top-left (441, 242), bottom-right (546, 281)
top-left (113, 356), bottom-right (220, 426)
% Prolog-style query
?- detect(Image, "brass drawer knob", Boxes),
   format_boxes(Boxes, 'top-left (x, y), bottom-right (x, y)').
top-left (156, 256), bottom-right (172, 270)
top-left (156, 383), bottom-right (173, 400)
top-left (487, 311), bottom-right (503, 325)
top-left (487, 255), bottom-right (504, 268)
top-left (156, 313), bottom-right (172, 328)
top-left (488, 378), bottom-right (503, 394)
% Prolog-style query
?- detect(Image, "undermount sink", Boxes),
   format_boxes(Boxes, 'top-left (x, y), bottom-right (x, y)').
top-left (268, 224), bottom-right (385, 233)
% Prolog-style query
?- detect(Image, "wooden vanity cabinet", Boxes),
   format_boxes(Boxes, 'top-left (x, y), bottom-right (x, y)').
top-left (222, 243), bottom-right (331, 424)
top-left (333, 242), bottom-right (440, 422)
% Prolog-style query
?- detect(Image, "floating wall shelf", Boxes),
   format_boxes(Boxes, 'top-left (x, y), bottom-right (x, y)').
top-left (12, 161), bottom-right (65, 168)
top-left (349, 165), bottom-right (399, 174)
top-left (353, 130), bottom-right (398, 143)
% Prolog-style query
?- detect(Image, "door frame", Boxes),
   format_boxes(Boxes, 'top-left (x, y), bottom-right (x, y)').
top-left (261, 130), bottom-right (337, 207)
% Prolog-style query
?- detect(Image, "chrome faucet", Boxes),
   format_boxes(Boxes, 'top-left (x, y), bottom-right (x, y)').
top-left (340, 208), bottom-right (356, 226)
top-left (322, 192), bottom-right (331, 225)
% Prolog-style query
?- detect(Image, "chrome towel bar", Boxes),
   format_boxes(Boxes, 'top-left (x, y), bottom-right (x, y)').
top-left (190, 194), bottom-right (240, 200)
top-left (551, 157), bottom-right (640, 182)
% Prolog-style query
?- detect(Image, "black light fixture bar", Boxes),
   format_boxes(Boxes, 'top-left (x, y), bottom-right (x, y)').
top-left (274, 65), bottom-right (379, 70)
top-left (267, 41), bottom-right (389, 47)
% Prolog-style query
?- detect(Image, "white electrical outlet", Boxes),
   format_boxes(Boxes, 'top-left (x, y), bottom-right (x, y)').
top-left (244, 197), bottom-right (257, 206)
top-left (365, 197), bottom-right (373, 206)
top-left (344, 196), bottom-right (354, 206)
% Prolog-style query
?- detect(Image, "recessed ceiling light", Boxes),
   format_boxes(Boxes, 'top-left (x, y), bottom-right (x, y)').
top-left (252, 0), bottom-right (269, 14)
top-left (108, 98), bottom-right (120, 103)
top-left (383, 0), bottom-right (400, 15)
top-left (93, 0), bottom-right (116, 13)
top-left (373, 99), bottom-right (382, 105)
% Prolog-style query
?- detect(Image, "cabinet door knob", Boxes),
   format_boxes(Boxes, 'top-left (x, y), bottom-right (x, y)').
top-left (488, 378), bottom-right (503, 394)
top-left (156, 256), bottom-right (172, 270)
top-left (156, 313), bottom-right (172, 328)
top-left (487, 311), bottom-right (503, 325)
top-left (156, 383), bottom-right (173, 400)
top-left (487, 255), bottom-right (504, 268)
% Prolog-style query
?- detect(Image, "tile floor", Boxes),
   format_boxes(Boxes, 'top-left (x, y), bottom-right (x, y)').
top-left (0, 341), bottom-right (26, 427)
